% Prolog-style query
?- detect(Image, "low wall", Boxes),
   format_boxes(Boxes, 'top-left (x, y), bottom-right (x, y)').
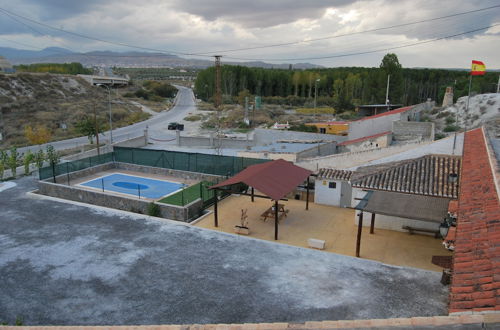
top-left (178, 134), bottom-right (254, 149)
top-left (253, 128), bottom-right (347, 144)
top-left (38, 162), bottom-right (223, 222)
top-left (338, 133), bottom-right (392, 153)
top-left (63, 136), bottom-right (147, 161)
top-left (392, 121), bottom-right (435, 142)
top-left (348, 112), bottom-right (402, 140)
top-left (297, 142), bottom-right (337, 160)
top-left (297, 140), bottom-right (430, 171)
top-left (38, 180), bottom-right (202, 222)
top-left (62, 145), bottom-right (112, 161)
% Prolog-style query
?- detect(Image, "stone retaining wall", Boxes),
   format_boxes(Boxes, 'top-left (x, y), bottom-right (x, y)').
top-left (39, 162), bottom-right (222, 222)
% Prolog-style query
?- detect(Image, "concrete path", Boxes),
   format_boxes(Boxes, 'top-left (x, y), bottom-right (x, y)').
top-left (0, 177), bottom-right (449, 326)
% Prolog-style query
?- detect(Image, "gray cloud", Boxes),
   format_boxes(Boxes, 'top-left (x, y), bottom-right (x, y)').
top-left (169, 0), bottom-right (362, 28)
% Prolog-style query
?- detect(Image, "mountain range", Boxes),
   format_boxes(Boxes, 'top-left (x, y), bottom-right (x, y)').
top-left (0, 46), bottom-right (322, 69)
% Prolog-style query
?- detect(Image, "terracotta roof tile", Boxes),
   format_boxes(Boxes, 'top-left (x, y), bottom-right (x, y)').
top-left (355, 106), bottom-right (413, 121)
top-left (317, 168), bottom-right (353, 181)
top-left (449, 127), bottom-right (500, 314)
top-left (352, 154), bottom-right (461, 198)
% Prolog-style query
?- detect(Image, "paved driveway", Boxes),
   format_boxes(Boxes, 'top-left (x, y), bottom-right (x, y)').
top-left (0, 177), bottom-right (449, 326)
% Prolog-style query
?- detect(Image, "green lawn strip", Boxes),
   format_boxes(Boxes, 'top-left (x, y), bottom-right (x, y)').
top-left (158, 181), bottom-right (215, 206)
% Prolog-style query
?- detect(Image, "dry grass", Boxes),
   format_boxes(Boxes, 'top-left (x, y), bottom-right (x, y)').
top-left (0, 73), bottom-right (147, 148)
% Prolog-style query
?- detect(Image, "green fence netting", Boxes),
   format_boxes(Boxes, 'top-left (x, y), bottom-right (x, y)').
top-left (39, 152), bottom-right (114, 180)
top-left (39, 147), bottom-right (268, 183)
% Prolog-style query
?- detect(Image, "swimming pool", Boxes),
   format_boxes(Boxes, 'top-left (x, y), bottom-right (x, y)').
top-left (80, 173), bottom-right (185, 199)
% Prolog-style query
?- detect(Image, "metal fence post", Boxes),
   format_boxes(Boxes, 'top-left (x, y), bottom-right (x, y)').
top-left (138, 184), bottom-right (141, 199)
top-left (66, 162), bottom-right (70, 186)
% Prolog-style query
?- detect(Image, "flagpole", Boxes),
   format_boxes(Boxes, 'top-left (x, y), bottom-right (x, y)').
top-left (465, 72), bottom-right (473, 130)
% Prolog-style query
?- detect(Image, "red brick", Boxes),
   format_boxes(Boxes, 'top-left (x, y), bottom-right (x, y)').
top-left (450, 286), bottom-right (474, 293)
top-left (474, 298), bottom-right (496, 307)
top-left (471, 291), bottom-right (496, 300)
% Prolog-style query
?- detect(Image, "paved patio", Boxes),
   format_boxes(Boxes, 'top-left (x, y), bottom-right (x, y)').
top-left (195, 195), bottom-right (452, 271)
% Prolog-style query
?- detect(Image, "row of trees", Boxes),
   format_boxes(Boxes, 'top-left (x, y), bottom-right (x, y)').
top-left (0, 145), bottom-right (59, 179)
top-left (194, 54), bottom-right (499, 111)
top-left (14, 62), bottom-right (92, 75)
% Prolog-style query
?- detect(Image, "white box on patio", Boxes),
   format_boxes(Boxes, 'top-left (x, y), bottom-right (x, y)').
top-left (308, 238), bottom-right (325, 250)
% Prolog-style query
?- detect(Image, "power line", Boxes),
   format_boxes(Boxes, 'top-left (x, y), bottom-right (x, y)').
top-left (0, 5), bottom-right (498, 59)
top-left (0, 7), bottom-right (212, 58)
top-left (190, 4), bottom-right (500, 55)
top-left (222, 23), bottom-right (500, 62)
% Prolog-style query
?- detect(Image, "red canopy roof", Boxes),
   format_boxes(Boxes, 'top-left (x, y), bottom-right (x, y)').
top-left (210, 159), bottom-right (312, 201)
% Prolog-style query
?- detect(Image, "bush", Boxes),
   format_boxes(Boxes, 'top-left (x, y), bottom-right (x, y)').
top-left (184, 114), bottom-right (203, 121)
top-left (289, 123), bottom-right (317, 133)
top-left (445, 117), bottom-right (455, 124)
top-left (436, 111), bottom-right (451, 119)
top-left (444, 125), bottom-right (459, 132)
top-left (147, 202), bottom-right (161, 217)
top-left (435, 133), bottom-right (446, 140)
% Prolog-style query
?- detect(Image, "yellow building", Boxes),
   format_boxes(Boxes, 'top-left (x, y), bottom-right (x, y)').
top-left (305, 121), bottom-right (349, 135)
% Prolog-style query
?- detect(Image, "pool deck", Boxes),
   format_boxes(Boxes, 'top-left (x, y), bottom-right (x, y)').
top-left (195, 195), bottom-right (452, 271)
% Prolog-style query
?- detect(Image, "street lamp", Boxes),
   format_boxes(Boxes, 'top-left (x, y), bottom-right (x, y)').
top-left (96, 84), bottom-right (113, 144)
top-left (314, 78), bottom-right (320, 121)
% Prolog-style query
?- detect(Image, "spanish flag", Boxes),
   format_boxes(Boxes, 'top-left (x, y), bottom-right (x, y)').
top-left (471, 60), bottom-right (486, 76)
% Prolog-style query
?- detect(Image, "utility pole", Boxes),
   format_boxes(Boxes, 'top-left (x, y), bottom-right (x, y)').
top-left (214, 55), bottom-right (222, 109)
top-left (93, 102), bottom-right (100, 156)
top-left (497, 75), bottom-right (500, 94)
top-left (214, 55), bottom-right (222, 156)
top-left (385, 74), bottom-right (391, 106)
top-left (314, 78), bottom-right (320, 121)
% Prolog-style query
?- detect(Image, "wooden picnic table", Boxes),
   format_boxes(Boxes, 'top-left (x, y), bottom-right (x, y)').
top-left (260, 204), bottom-right (289, 222)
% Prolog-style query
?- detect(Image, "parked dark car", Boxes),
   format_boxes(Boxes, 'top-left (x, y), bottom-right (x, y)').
top-left (167, 122), bottom-right (184, 131)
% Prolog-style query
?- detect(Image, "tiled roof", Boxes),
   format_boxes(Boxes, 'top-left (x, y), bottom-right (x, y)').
top-left (356, 106), bottom-right (413, 121)
top-left (338, 131), bottom-right (391, 146)
top-left (352, 154), bottom-right (461, 198)
top-left (317, 168), bottom-right (353, 181)
top-left (449, 127), bottom-right (500, 314)
top-left (307, 121), bottom-right (349, 125)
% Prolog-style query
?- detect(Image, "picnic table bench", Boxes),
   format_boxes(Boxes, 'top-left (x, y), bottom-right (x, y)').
top-left (402, 225), bottom-right (440, 238)
top-left (261, 204), bottom-right (289, 222)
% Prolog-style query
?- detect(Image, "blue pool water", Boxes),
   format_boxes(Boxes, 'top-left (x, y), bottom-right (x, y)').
top-left (80, 173), bottom-right (184, 199)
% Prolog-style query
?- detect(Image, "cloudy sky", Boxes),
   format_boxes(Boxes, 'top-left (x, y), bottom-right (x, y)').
top-left (0, 0), bottom-right (499, 68)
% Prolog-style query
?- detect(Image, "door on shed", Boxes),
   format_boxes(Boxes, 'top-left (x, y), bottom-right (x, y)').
top-left (339, 181), bottom-right (352, 208)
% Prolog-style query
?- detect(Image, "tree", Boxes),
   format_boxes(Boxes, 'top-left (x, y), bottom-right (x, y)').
top-left (34, 149), bottom-right (45, 169)
top-left (7, 147), bottom-right (20, 177)
top-left (46, 145), bottom-right (60, 166)
top-left (24, 125), bottom-right (52, 145)
top-left (0, 150), bottom-right (6, 180)
top-left (76, 115), bottom-right (104, 144)
top-left (380, 53), bottom-right (403, 103)
top-left (23, 150), bottom-right (34, 175)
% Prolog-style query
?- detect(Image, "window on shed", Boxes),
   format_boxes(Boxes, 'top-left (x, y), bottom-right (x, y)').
top-left (329, 182), bottom-right (337, 189)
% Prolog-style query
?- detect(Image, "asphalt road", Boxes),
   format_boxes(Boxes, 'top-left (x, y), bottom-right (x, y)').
top-left (0, 176), bottom-right (451, 326)
top-left (18, 85), bottom-right (196, 154)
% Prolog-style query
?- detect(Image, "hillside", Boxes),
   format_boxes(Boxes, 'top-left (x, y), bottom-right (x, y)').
top-left (0, 73), bottom-right (148, 147)
top-left (423, 93), bottom-right (500, 138)
top-left (0, 46), bottom-right (322, 69)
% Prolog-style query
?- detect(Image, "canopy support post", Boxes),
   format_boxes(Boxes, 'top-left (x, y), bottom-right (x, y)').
top-left (306, 176), bottom-right (310, 210)
top-left (274, 200), bottom-right (279, 240)
top-left (214, 189), bottom-right (218, 227)
top-left (251, 187), bottom-right (254, 202)
top-left (370, 213), bottom-right (375, 234)
top-left (356, 212), bottom-right (363, 257)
